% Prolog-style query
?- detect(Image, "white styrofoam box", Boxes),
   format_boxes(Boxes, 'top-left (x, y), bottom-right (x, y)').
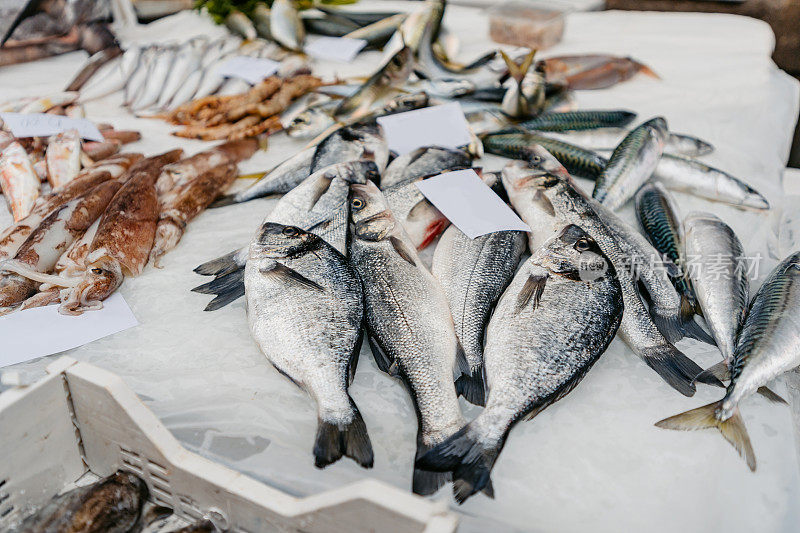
top-left (0, 357), bottom-right (458, 532)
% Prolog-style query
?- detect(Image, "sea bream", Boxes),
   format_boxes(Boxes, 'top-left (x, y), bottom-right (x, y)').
top-left (432, 221), bottom-right (526, 405)
top-left (245, 222), bottom-right (372, 468)
top-left (592, 117), bottom-right (668, 210)
top-left (656, 250), bottom-right (800, 471)
top-left (418, 225), bottom-right (624, 503)
top-left (194, 160), bottom-right (379, 310)
top-left (502, 159), bottom-right (709, 396)
top-left (0, 141), bottom-right (41, 222)
top-left (380, 146), bottom-right (472, 189)
top-left (348, 181), bottom-right (469, 496)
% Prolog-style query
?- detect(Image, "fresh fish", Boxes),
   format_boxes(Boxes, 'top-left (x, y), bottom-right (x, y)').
top-left (656, 250), bottom-right (800, 471)
top-left (518, 109), bottom-right (638, 132)
top-left (334, 45), bottom-right (413, 121)
top-left (157, 38), bottom-right (207, 110)
top-left (383, 176), bottom-right (449, 250)
top-left (303, 12), bottom-right (360, 37)
top-left (12, 471), bottom-right (147, 533)
top-left (311, 122), bottom-right (389, 173)
top-left (502, 159), bottom-right (708, 395)
top-left (286, 101), bottom-right (338, 139)
top-left (253, 3), bottom-right (272, 40)
top-left (343, 13), bottom-right (406, 49)
top-left (593, 117), bottom-right (668, 210)
top-left (0, 141), bottom-right (40, 222)
top-left (432, 222), bottom-right (526, 406)
top-left (155, 139), bottom-right (258, 196)
top-left (347, 181), bottom-right (467, 495)
top-left (212, 145), bottom-right (316, 207)
top-left (123, 46), bottom-right (156, 106)
top-left (500, 50), bottom-right (543, 119)
top-left (78, 45), bottom-right (141, 102)
top-left (19, 91), bottom-right (79, 113)
top-left (132, 45), bottom-right (177, 110)
top-left (318, 7), bottom-right (402, 28)
top-left (547, 128), bottom-right (714, 158)
top-left (65, 46), bottom-right (124, 92)
top-left (665, 132), bottom-right (714, 157)
top-left (381, 146), bottom-right (472, 189)
top-left (194, 160), bottom-right (378, 310)
top-left (270, 0), bottom-right (305, 51)
top-left (419, 224), bottom-right (624, 502)
top-left (225, 9), bottom-right (257, 41)
top-left (150, 163), bottom-right (237, 266)
top-left (0, 180), bottom-right (121, 308)
top-left (682, 212), bottom-right (748, 372)
top-left (245, 222), bottom-right (372, 468)
top-left (653, 154), bottom-right (770, 210)
top-left (166, 68), bottom-right (203, 110)
top-left (44, 129), bottom-right (81, 189)
top-left (539, 54), bottom-right (659, 90)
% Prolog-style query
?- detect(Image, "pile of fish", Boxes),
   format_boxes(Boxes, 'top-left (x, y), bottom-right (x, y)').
top-left (0, 139), bottom-right (258, 315)
top-left (0, 122), bottom-right (141, 221)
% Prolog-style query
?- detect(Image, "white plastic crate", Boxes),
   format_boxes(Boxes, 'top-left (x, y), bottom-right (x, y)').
top-left (0, 357), bottom-right (458, 532)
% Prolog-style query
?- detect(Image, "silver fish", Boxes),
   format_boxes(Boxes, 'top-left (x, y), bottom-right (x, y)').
top-left (157, 38), bottom-right (207, 110)
top-left (500, 50), bottom-right (544, 119)
top-left (311, 122), bottom-right (389, 173)
top-left (225, 10), bottom-right (257, 41)
top-left (245, 222), bottom-right (372, 468)
top-left (286, 101), bottom-right (337, 139)
top-left (270, 0), bottom-right (305, 51)
top-left (193, 160), bottom-right (378, 310)
top-left (593, 116), bottom-right (668, 210)
top-left (123, 46), bottom-right (156, 106)
top-left (653, 154), bottom-right (770, 210)
top-left (381, 146), bottom-right (472, 189)
top-left (431, 223), bottom-right (526, 406)
top-left (683, 212), bottom-right (748, 370)
top-left (418, 224), bottom-right (624, 503)
top-left (347, 181), bottom-right (467, 496)
top-left (343, 13), bottom-right (406, 49)
top-left (665, 132), bottom-right (714, 157)
top-left (656, 250), bottom-right (800, 471)
top-left (502, 159), bottom-right (708, 396)
top-left (549, 129), bottom-right (713, 158)
top-left (383, 176), bottom-right (449, 251)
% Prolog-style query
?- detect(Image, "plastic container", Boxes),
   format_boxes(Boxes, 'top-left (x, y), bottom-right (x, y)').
top-left (0, 357), bottom-right (458, 532)
top-left (487, 1), bottom-right (568, 50)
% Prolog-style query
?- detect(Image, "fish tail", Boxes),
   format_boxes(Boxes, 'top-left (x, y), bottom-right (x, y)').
top-left (191, 269), bottom-right (245, 311)
top-left (655, 401), bottom-right (756, 471)
top-left (193, 249), bottom-right (246, 276)
top-left (415, 425), bottom-right (501, 504)
top-left (695, 360), bottom-right (730, 385)
top-left (455, 369), bottom-right (486, 407)
top-left (313, 401), bottom-right (374, 469)
top-left (640, 345), bottom-right (705, 396)
top-left (757, 386), bottom-right (788, 404)
top-left (651, 298), bottom-right (716, 346)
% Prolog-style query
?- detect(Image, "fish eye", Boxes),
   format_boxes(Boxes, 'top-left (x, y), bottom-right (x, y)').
top-left (575, 238), bottom-right (592, 252)
top-left (91, 267), bottom-right (104, 275)
top-left (282, 226), bottom-right (299, 236)
top-left (351, 197), bottom-right (364, 210)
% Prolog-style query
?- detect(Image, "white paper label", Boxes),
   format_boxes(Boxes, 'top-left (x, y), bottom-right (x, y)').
top-left (376, 102), bottom-right (473, 155)
top-left (0, 292), bottom-right (138, 368)
top-left (0, 113), bottom-right (104, 141)
top-left (304, 36), bottom-right (367, 63)
top-left (415, 169), bottom-right (530, 239)
top-left (216, 56), bottom-right (281, 84)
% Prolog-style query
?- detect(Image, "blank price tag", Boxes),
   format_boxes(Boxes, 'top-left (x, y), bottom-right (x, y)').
top-left (216, 56), bottom-right (281, 84)
top-left (0, 113), bottom-right (104, 141)
top-left (377, 102), bottom-right (473, 155)
top-left (304, 36), bottom-right (367, 63)
top-left (0, 292), bottom-right (138, 368)
top-left (416, 169), bottom-right (530, 239)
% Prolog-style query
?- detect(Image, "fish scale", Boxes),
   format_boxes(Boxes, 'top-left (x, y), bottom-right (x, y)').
top-left (518, 109), bottom-right (638, 132)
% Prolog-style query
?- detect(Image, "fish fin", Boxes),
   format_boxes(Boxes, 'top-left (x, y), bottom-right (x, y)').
top-left (262, 263), bottom-right (324, 292)
top-left (314, 402), bottom-right (374, 469)
top-left (455, 369), bottom-right (486, 407)
top-left (655, 402), bottom-right (755, 471)
top-left (516, 274), bottom-right (547, 312)
top-left (194, 248), bottom-right (246, 276)
top-left (640, 345), bottom-right (702, 397)
top-left (192, 270), bottom-right (245, 311)
top-left (757, 386), bottom-right (788, 405)
top-left (650, 304), bottom-right (716, 346)
top-left (500, 49), bottom-right (535, 83)
top-left (367, 334), bottom-right (397, 375)
top-left (532, 190), bottom-right (555, 216)
top-left (462, 50), bottom-right (498, 70)
top-left (348, 327), bottom-right (364, 386)
top-left (695, 361), bottom-right (730, 385)
top-left (390, 236), bottom-right (417, 266)
top-left (416, 425), bottom-right (502, 504)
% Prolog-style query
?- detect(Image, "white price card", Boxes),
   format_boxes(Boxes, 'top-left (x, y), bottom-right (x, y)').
top-left (216, 56), bottom-right (281, 84)
top-left (0, 113), bottom-right (104, 141)
top-left (304, 36), bottom-right (367, 63)
top-left (416, 169), bottom-right (530, 239)
top-left (0, 292), bottom-right (138, 368)
top-left (376, 102), bottom-right (473, 155)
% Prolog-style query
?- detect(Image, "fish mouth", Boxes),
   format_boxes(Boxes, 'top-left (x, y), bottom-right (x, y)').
top-left (354, 212), bottom-right (394, 241)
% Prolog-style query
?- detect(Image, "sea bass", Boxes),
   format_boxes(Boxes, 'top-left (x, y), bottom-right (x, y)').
top-left (432, 223), bottom-right (526, 405)
top-left (348, 181), bottom-right (467, 496)
top-left (245, 222), bottom-right (372, 468)
top-left (418, 225), bottom-right (623, 502)
top-left (656, 250), bottom-right (800, 471)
